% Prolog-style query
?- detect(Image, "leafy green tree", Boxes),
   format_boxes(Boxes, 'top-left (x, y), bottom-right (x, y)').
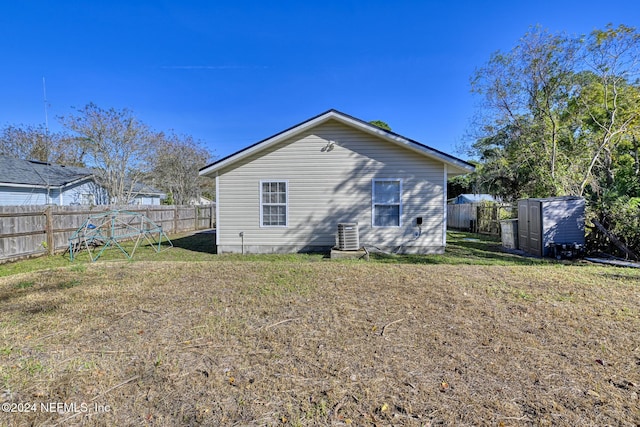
top-left (447, 161), bottom-right (481, 197)
top-left (470, 26), bottom-right (580, 197)
top-left (470, 24), bottom-right (640, 257)
top-left (613, 133), bottom-right (640, 196)
top-left (369, 120), bottom-right (391, 131)
top-left (575, 25), bottom-right (640, 195)
top-left (470, 24), bottom-right (640, 199)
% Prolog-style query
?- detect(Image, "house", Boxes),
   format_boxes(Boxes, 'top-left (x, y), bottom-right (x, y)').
top-left (0, 156), bottom-right (163, 206)
top-left (187, 196), bottom-right (214, 206)
top-left (199, 110), bottom-right (474, 254)
top-left (127, 182), bottom-right (166, 206)
top-left (450, 194), bottom-right (498, 204)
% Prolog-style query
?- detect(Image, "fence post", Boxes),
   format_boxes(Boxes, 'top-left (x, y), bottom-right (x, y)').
top-left (44, 206), bottom-right (54, 255)
top-left (193, 205), bottom-right (197, 230)
top-left (173, 206), bottom-right (179, 233)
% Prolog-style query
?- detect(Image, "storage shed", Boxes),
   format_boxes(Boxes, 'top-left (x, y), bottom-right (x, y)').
top-left (517, 196), bottom-right (585, 257)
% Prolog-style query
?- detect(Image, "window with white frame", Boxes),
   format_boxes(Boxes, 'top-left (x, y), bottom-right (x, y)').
top-left (372, 179), bottom-right (402, 227)
top-left (260, 181), bottom-right (288, 227)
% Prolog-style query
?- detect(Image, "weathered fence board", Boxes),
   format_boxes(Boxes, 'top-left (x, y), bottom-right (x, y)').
top-left (0, 204), bottom-right (215, 262)
top-left (447, 204), bottom-right (475, 230)
top-left (447, 203), bottom-right (516, 235)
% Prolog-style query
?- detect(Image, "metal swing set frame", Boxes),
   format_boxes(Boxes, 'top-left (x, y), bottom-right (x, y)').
top-left (68, 210), bottom-right (173, 262)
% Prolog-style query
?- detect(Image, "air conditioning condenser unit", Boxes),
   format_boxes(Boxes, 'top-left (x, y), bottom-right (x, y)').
top-left (337, 223), bottom-right (359, 251)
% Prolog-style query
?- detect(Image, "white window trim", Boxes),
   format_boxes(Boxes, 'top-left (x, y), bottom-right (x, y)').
top-left (259, 180), bottom-right (289, 228)
top-left (372, 178), bottom-right (403, 228)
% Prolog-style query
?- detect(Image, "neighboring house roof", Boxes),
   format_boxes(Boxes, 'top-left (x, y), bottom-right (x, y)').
top-left (188, 196), bottom-right (213, 205)
top-left (0, 155), bottom-right (163, 196)
top-left (0, 155), bottom-right (94, 188)
top-left (200, 109), bottom-right (475, 176)
top-left (451, 194), bottom-right (498, 204)
top-left (130, 182), bottom-right (166, 197)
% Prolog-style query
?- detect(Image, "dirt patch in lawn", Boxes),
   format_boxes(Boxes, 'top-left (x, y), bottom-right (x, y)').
top-left (0, 261), bottom-right (639, 426)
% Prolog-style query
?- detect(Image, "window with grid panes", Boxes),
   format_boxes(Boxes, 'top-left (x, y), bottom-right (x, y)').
top-left (372, 179), bottom-right (402, 227)
top-left (260, 181), bottom-right (287, 226)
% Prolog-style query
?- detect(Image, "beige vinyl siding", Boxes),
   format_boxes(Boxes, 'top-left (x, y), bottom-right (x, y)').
top-left (217, 119), bottom-right (445, 253)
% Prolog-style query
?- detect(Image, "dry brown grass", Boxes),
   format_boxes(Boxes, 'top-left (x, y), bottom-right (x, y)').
top-left (0, 260), bottom-right (639, 426)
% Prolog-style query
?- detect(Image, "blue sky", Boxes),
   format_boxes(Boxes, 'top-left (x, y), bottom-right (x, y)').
top-left (1, 1), bottom-right (638, 161)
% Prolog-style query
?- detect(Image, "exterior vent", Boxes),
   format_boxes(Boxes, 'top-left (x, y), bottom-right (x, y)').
top-left (337, 223), bottom-right (359, 251)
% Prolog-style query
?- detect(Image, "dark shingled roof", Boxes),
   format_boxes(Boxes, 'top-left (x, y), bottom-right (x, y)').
top-left (0, 156), bottom-right (164, 195)
top-left (0, 155), bottom-right (93, 187)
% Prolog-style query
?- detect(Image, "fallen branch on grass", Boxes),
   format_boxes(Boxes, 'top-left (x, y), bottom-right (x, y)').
top-left (36, 330), bottom-right (66, 341)
top-left (592, 219), bottom-right (638, 260)
top-left (91, 375), bottom-right (140, 401)
top-left (381, 318), bottom-right (404, 336)
top-left (118, 307), bottom-right (161, 318)
top-left (265, 318), bottom-right (301, 330)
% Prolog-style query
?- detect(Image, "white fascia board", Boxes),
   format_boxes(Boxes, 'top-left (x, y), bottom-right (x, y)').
top-left (135, 191), bottom-right (166, 197)
top-left (1, 175), bottom-right (94, 190)
top-left (332, 114), bottom-right (474, 175)
top-left (60, 176), bottom-right (95, 188)
top-left (199, 110), bottom-right (475, 176)
top-left (199, 112), bottom-right (336, 176)
top-left (0, 182), bottom-right (62, 190)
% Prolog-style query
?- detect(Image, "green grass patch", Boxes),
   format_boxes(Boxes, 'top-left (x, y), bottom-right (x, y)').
top-left (14, 280), bottom-right (35, 289)
top-left (25, 359), bottom-right (46, 375)
top-left (0, 230), bottom-right (568, 279)
top-left (369, 231), bottom-right (550, 266)
top-left (57, 279), bottom-right (82, 289)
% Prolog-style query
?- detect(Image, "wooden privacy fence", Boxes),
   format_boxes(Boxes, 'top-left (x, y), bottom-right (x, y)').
top-left (0, 204), bottom-right (214, 262)
top-left (447, 203), bottom-right (516, 235)
top-left (447, 204), bottom-right (475, 230)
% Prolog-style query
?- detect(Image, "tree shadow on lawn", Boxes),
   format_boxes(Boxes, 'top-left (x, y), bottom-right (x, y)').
top-left (162, 230), bottom-right (548, 266)
top-left (168, 230), bottom-right (217, 255)
top-left (371, 231), bottom-right (551, 266)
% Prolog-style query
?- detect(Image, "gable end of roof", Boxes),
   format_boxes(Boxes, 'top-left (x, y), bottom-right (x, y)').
top-left (200, 110), bottom-right (474, 176)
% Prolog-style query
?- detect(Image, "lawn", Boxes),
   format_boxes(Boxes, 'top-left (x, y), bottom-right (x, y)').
top-left (0, 232), bottom-right (638, 426)
top-left (0, 230), bottom-right (547, 277)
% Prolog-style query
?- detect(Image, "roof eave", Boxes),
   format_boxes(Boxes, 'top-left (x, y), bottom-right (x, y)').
top-left (199, 109), bottom-right (475, 176)
top-left (60, 175), bottom-right (95, 188)
top-left (0, 182), bottom-right (63, 189)
top-left (200, 110), bottom-right (337, 176)
top-left (134, 192), bottom-right (166, 197)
